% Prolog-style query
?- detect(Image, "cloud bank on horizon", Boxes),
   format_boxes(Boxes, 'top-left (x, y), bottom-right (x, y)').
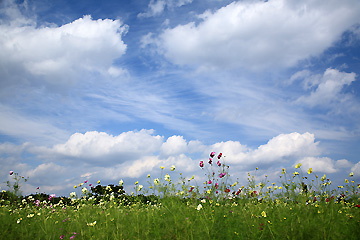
top-left (1, 0), bottom-right (360, 196)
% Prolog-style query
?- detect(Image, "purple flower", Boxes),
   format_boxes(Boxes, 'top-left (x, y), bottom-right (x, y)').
top-left (49, 194), bottom-right (55, 200)
top-left (9, 171), bottom-right (13, 175)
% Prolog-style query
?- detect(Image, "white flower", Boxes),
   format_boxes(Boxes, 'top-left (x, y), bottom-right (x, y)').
top-left (201, 199), bottom-right (206, 203)
top-left (164, 174), bottom-right (170, 182)
top-left (137, 185), bottom-right (143, 192)
top-left (154, 178), bottom-right (160, 185)
top-left (171, 165), bottom-right (176, 171)
top-left (87, 221), bottom-right (97, 227)
top-left (82, 187), bottom-right (88, 194)
top-left (196, 204), bottom-right (202, 211)
top-left (70, 192), bottom-right (77, 198)
top-left (119, 180), bottom-right (123, 186)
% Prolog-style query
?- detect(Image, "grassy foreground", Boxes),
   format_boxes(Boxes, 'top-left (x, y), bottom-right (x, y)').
top-left (1, 153), bottom-right (360, 239)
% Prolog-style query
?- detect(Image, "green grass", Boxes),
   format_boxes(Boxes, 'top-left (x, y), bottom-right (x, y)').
top-left (1, 155), bottom-right (360, 239)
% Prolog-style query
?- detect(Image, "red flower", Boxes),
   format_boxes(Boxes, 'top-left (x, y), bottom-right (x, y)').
top-left (217, 161), bottom-right (221, 167)
top-left (354, 204), bottom-right (360, 208)
top-left (199, 161), bottom-right (204, 168)
top-left (236, 189), bottom-right (242, 195)
top-left (208, 158), bottom-right (212, 164)
top-left (189, 187), bottom-right (195, 192)
top-left (251, 191), bottom-right (257, 197)
top-left (210, 152), bottom-right (215, 158)
top-left (217, 153), bottom-right (222, 159)
top-left (225, 188), bottom-right (230, 193)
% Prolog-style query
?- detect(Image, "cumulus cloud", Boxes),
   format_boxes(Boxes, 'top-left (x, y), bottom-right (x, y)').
top-left (149, 0), bottom-right (360, 70)
top-left (1, 130), bottom-right (353, 196)
top-left (296, 68), bottom-right (357, 107)
top-left (0, 12), bottom-right (128, 88)
top-left (138, 0), bottom-right (193, 18)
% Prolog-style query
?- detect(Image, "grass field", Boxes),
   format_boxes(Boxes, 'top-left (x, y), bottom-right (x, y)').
top-left (1, 152), bottom-right (359, 239)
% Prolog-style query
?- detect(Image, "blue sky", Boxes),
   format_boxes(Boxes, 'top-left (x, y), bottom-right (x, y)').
top-left (1, 0), bottom-right (360, 196)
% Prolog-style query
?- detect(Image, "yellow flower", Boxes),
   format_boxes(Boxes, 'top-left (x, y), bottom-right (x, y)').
top-left (160, 166), bottom-right (165, 170)
top-left (147, 174), bottom-right (150, 178)
top-left (293, 172), bottom-right (299, 177)
top-left (74, 185), bottom-right (77, 189)
top-left (349, 172), bottom-right (354, 177)
top-left (345, 179), bottom-right (349, 183)
top-left (261, 211), bottom-right (267, 217)
top-left (154, 178), bottom-right (160, 185)
top-left (295, 163), bottom-right (301, 169)
top-left (231, 182), bottom-right (238, 187)
top-left (282, 168), bottom-right (286, 174)
top-left (171, 165), bottom-right (176, 171)
top-left (135, 181), bottom-right (138, 185)
top-left (307, 168), bottom-right (313, 174)
top-left (119, 180), bottom-right (123, 186)
top-left (321, 174), bottom-right (326, 182)
top-left (97, 180), bottom-right (100, 184)
top-left (206, 189), bottom-right (212, 194)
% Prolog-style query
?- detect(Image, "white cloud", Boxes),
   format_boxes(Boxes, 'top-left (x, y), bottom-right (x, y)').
top-left (160, 135), bottom-right (188, 156)
top-left (51, 130), bottom-right (163, 160)
top-left (152, 0), bottom-right (360, 70)
top-left (0, 14), bottom-right (128, 88)
top-left (351, 161), bottom-right (360, 177)
top-left (296, 68), bottom-right (356, 107)
top-left (138, 0), bottom-right (193, 18)
top-left (246, 132), bottom-right (320, 163)
top-left (299, 157), bottom-right (339, 173)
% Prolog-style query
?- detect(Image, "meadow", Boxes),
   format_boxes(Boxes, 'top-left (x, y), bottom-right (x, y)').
top-left (1, 152), bottom-right (359, 240)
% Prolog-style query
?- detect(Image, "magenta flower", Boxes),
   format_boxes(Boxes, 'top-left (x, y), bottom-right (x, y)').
top-left (219, 172), bottom-right (226, 178)
top-left (208, 180), bottom-right (212, 184)
top-left (217, 153), bottom-right (222, 159)
top-left (49, 194), bottom-right (55, 200)
top-left (208, 158), bottom-right (212, 164)
top-left (84, 180), bottom-right (88, 184)
top-left (215, 183), bottom-right (218, 189)
top-left (217, 161), bottom-right (221, 167)
top-left (199, 161), bottom-right (204, 168)
top-left (60, 235), bottom-right (65, 239)
top-left (210, 152), bottom-right (215, 158)
top-left (9, 171), bottom-right (13, 175)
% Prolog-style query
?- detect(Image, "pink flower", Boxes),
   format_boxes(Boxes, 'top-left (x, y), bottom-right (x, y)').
top-left (36, 187), bottom-right (39, 190)
top-left (84, 180), bottom-right (88, 184)
top-left (215, 183), bottom-right (218, 189)
top-left (217, 153), bottom-right (222, 159)
top-left (210, 152), bottom-right (215, 158)
top-left (217, 161), bottom-right (221, 167)
top-left (49, 194), bottom-right (55, 200)
top-left (60, 235), bottom-right (65, 239)
top-left (208, 180), bottom-right (212, 184)
top-left (208, 158), bottom-right (212, 164)
top-left (219, 172), bottom-right (226, 178)
top-left (9, 171), bottom-right (13, 175)
top-left (199, 161), bottom-right (204, 168)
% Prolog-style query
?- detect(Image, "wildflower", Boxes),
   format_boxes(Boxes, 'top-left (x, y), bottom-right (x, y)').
top-left (217, 161), bottom-right (221, 167)
top-left (293, 172), bottom-right (299, 177)
top-left (307, 168), bottom-right (313, 174)
top-left (189, 175), bottom-right (195, 181)
top-left (106, 186), bottom-right (112, 191)
top-left (225, 188), bottom-right (230, 193)
top-left (349, 172), bottom-right (354, 177)
top-left (147, 174), bottom-right (150, 178)
top-left (97, 180), bottom-right (100, 184)
top-left (82, 187), bottom-right (87, 194)
top-left (219, 172), bottom-right (226, 178)
top-left (208, 180), bottom-right (212, 184)
top-left (74, 185), bottom-right (77, 189)
top-left (282, 168), bottom-right (286, 174)
top-left (215, 183), bottom-right (218, 189)
top-left (70, 192), bottom-right (76, 198)
top-left (135, 181), bottom-right (138, 185)
top-left (87, 221), bottom-right (97, 226)
top-left (251, 191), bottom-right (257, 197)
top-left (84, 180), bottom-right (88, 184)
top-left (164, 174), bottom-right (170, 182)
top-left (321, 174), bottom-right (326, 181)
top-left (9, 171), bottom-right (14, 175)
top-left (295, 163), bottom-right (301, 168)
top-left (154, 178), bottom-right (160, 185)
top-left (207, 189), bottom-right (212, 194)
top-left (261, 211), bottom-right (267, 217)
top-left (345, 179), bottom-right (349, 183)
top-left (217, 153), bottom-right (222, 159)
top-left (231, 182), bottom-right (238, 187)
top-left (171, 165), bottom-right (176, 171)
top-left (137, 185), bottom-right (143, 192)
top-left (17, 218), bottom-right (22, 224)
top-left (210, 152), bottom-right (215, 158)
top-left (119, 179), bottom-right (123, 186)
top-left (160, 166), bottom-right (165, 170)
top-left (201, 199), bottom-right (206, 203)
top-left (60, 235), bottom-right (65, 239)
top-left (196, 204), bottom-right (203, 211)
top-left (189, 186), bottom-right (195, 192)
top-left (49, 194), bottom-right (55, 200)
top-left (208, 158), bottom-right (212, 164)
top-left (27, 213), bottom-right (34, 218)
top-left (236, 188), bottom-right (241, 195)
top-left (199, 161), bottom-right (204, 168)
